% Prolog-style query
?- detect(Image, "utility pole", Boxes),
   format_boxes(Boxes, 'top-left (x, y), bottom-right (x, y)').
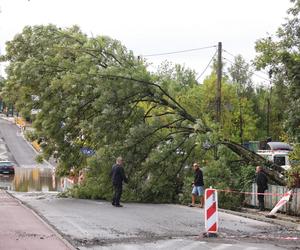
top-left (216, 42), bottom-right (222, 123)
top-left (266, 86), bottom-right (272, 137)
top-left (238, 87), bottom-right (243, 144)
top-left (267, 71), bottom-right (272, 138)
top-left (266, 97), bottom-right (270, 137)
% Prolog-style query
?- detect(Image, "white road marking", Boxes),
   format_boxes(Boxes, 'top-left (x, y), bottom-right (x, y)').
top-left (156, 238), bottom-right (186, 249)
top-left (212, 244), bottom-right (233, 250)
top-left (180, 240), bottom-right (207, 250)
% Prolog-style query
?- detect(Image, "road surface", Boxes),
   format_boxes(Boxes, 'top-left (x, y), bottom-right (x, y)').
top-left (11, 192), bottom-right (300, 250)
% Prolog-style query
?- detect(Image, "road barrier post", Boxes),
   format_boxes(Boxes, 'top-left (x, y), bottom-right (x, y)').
top-left (204, 187), bottom-right (218, 237)
top-left (266, 190), bottom-right (293, 218)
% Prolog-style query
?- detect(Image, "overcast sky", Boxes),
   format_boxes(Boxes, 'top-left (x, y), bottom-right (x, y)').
top-left (0, 0), bottom-right (293, 83)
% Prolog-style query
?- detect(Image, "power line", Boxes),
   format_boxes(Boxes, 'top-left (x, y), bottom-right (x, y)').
top-left (223, 57), bottom-right (270, 82)
top-left (222, 49), bottom-right (236, 59)
top-left (252, 72), bottom-right (270, 82)
top-left (222, 49), bottom-right (270, 77)
top-left (223, 56), bottom-right (234, 65)
top-left (143, 45), bottom-right (217, 57)
top-left (196, 49), bottom-right (218, 81)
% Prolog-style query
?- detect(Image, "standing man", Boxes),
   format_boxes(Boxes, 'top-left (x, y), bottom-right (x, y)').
top-left (256, 166), bottom-right (268, 211)
top-left (111, 156), bottom-right (128, 207)
top-left (189, 162), bottom-right (204, 208)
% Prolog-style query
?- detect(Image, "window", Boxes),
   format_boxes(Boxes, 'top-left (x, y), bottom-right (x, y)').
top-left (274, 156), bottom-right (286, 166)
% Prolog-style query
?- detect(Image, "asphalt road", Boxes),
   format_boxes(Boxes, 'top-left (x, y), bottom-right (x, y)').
top-left (0, 118), bottom-right (50, 168)
top-left (11, 192), bottom-right (300, 250)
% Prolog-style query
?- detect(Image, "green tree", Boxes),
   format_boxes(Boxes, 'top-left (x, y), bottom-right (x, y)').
top-left (255, 0), bottom-right (300, 141)
top-left (1, 24), bottom-right (282, 205)
top-left (1, 25), bottom-right (212, 202)
top-left (228, 55), bottom-right (254, 96)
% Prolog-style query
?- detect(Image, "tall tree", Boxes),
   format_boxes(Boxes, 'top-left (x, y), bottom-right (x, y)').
top-left (228, 55), bottom-right (254, 96)
top-left (1, 25), bottom-right (212, 201)
top-left (227, 55), bottom-right (254, 143)
top-left (255, 0), bottom-right (300, 141)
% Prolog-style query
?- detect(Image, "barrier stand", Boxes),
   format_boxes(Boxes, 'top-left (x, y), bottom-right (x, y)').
top-left (266, 189), bottom-right (293, 218)
top-left (203, 187), bottom-right (218, 237)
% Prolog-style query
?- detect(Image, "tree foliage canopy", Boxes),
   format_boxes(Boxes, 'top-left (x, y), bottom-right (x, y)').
top-left (1, 25), bottom-right (217, 201)
top-left (1, 16), bottom-right (296, 204)
top-left (255, 0), bottom-right (300, 141)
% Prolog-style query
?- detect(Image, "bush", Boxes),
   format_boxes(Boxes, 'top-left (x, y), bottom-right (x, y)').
top-left (287, 144), bottom-right (300, 188)
top-left (69, 176), bottom-right (112, 200)
top-left (203, 151), bottom-right (255, 210)
top-left (179, 176), bottom-right (194, 205)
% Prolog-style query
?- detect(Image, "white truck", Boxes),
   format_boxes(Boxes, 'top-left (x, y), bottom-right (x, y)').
top-left (257, 142), bottom-right (292, 171)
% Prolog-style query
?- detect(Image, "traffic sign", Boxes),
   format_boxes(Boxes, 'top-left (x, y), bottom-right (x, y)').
top-left (80, 147), bottom-right (95, 156)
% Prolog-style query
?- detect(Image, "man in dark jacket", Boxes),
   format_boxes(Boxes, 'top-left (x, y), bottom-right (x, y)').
top-left (189, 162), bottom-right (204, 208)
top-left (256, 166), bottom-right (268, 211)
top-left (111, 156), bottom-right (127, 207)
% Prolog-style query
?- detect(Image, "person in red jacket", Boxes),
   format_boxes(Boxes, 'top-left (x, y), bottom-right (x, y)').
top-left (189, 162), bottom-right (204, 208)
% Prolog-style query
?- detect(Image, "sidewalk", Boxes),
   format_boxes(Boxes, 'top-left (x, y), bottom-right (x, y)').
top-left (0, 190), bottom-right (75, 250)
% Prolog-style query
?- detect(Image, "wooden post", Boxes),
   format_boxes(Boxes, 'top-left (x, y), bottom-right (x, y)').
top-left (216, 42), bottom-right (222, 123)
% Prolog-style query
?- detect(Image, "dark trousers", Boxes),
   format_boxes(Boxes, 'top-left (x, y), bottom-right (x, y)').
top-left (112, 184), bottom-right (123, 205)
top-left (257, 193), bottom-right (265, 210)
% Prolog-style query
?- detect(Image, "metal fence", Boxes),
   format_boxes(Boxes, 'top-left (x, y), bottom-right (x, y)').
top-left (244, 183), bottom-right (300, 215)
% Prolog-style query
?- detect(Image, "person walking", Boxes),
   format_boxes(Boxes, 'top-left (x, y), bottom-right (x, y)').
top-left (189, 162), bottom-right (204, 208)
top-left (111, 156), bottom-right (128, 207)
top-left (256, 166), bottom-right (268, 211)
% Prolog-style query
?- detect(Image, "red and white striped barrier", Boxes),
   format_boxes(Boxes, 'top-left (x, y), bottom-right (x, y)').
top-left (268, 190), bottom-right (293, 216)
top-left (204, 188), bottom-right (218, 235)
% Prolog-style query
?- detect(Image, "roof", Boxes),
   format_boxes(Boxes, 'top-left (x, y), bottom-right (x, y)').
top-left (266, 142), bottom-right (292, 151)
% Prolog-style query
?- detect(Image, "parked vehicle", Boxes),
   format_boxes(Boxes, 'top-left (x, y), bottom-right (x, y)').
top-left (0, 161), bottom-right (15, 175)
top-left (262, 142), bottom-right (292, 151)
top-left (0, 175), bottom-right (14, 190)
top-left (257, 142), bottom-right (292, 171)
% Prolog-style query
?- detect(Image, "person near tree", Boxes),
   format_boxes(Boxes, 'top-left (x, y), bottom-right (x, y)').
top-left (189, 162), bottom-right (204, 208)
top-left (111, 156), bottom-right (128, 207)
top-left (256, 165), bottom-right (268, 211)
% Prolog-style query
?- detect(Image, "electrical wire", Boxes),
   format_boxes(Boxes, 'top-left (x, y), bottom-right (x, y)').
top-left (141, 45), bottom-right (269, 83)
top-left (222, 49), bottom-right (236, 59)
top-left (223, 57), bottom-right (270, 82)
top-left (223, 49), bottom-right (270, 77)
top-left (196, 49), bottom-right (218, 81)
top-left (143, 45), bottom-right (217, 57)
